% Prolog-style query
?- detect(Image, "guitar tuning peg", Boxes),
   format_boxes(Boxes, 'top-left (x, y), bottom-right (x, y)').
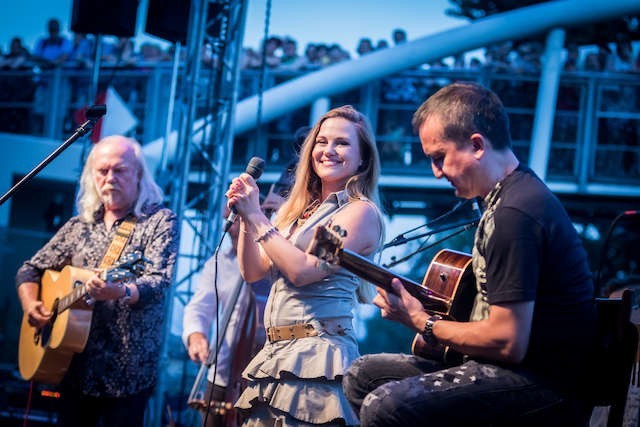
top-left (132, 264), bottom-right (145, 275)
top-left (339, 228), bottom-right (347, 238)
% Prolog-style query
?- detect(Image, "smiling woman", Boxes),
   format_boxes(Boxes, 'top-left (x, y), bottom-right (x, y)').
top-left (223, 105), bottom-right (386, 425)
top-left (311, 116), bottom-right (363, 197)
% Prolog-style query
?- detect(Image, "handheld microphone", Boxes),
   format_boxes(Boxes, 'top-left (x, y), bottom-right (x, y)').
top-left (224, 157), bottom-right (265, 232)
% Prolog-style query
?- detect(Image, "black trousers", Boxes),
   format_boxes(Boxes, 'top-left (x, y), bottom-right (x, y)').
top-left (343, 354), bottom-right (592, 427)
top-left (57, 386), bottom-right (152, 427)
top-left (200, 381), bottom-right (228, 427)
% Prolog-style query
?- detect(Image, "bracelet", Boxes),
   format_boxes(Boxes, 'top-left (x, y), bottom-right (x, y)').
top-left (254, 226), bottom-right (278, 243)
top-left (421, 314), bottom-right (442, 346)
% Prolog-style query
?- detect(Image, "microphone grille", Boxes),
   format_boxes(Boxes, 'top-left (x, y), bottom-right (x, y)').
top-left (246, 157), bottom-right (265, 179)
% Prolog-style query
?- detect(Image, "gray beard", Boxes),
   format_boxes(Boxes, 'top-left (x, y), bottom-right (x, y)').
top-left (101, 193), bottom-right (114, 207)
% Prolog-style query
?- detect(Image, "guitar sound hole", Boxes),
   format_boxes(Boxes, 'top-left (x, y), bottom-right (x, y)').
top-left (39, 323), bottom-right (52, 347)
top-left (439, 273), bottom-right (447, 282)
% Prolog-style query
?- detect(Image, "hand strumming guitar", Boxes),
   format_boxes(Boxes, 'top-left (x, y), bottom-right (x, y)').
top-left (18, 282), bottom-right (52, 328)
top-left (375, 278), bottom-right (430, 334)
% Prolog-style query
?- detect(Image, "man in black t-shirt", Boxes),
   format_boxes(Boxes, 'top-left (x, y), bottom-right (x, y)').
top-left (343, 82), bottom-right (596, 426)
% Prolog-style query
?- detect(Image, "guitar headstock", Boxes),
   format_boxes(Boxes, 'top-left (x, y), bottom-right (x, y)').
top-left (104, 251), bottom-right (151, 283)
top-left (307, 224), bottom-right (347, 265)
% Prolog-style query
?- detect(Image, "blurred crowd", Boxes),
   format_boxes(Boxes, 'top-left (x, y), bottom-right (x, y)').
top-left (1, 18), bottom-right (638, 180)
top-left (0, 19), bottom-right (171, 70)
top-left (2, 19), bottom-right (640, 73)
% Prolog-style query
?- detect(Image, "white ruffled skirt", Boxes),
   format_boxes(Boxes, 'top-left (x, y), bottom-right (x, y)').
top-left (235, 334), bottom-right (360, 426)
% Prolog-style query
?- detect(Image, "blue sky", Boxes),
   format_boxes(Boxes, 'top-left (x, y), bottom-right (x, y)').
top-left (0, 0), bottom-right (465, 56)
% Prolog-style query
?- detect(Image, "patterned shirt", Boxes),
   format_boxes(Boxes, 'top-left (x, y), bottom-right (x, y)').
top-left (16, 203), bottom-right (179, 397)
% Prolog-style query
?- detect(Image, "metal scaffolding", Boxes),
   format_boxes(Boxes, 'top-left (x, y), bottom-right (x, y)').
top-left (151, 0), bottom-right (248, 425)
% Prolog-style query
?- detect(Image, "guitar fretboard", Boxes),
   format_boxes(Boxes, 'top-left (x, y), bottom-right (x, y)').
top-left (54, 268), bottom-right (132, 314)
top-left (57, 283), bottom-right (88, 313)
top-left (337, 248), bottom-right (452, 313)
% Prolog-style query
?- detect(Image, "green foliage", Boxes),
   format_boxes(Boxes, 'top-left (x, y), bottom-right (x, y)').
top-left (445, 0), bottom-right (640, 45)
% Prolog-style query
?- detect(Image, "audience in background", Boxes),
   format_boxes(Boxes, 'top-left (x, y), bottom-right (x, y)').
top-left (1, 37), bottom-right (30, 69)
top-left (564, 43), bottom-right (581, 71)
top-left (376, 39), bottom-right (389, 50)
top-left (612, 39), bottom-right (634, 72)
top-left (1, 17), bottom-right (639, 151)
top-left (102, 37), bottom-right (136, 66)
top-left (392, 28), bottom-right (407, 45)
top-left (279, 37), bottom-right (306, 71)
top-left (356, 37), bottom-right (375, 57)
top-left (67, 33), bottom-right (93, 68)
top-left (3, 18), bottom-right (639, 74)
top-left (32, 18), bottom-right (72, 67)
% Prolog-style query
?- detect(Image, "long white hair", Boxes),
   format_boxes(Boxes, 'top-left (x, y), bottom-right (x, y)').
top-left (76, 135), bottom-right (164, 222)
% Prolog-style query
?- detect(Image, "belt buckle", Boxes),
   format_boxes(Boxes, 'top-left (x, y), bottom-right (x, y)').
top-left (267, 327), bottom-right (278, 343)
top-left (303, 323), bottom-right (315, 336)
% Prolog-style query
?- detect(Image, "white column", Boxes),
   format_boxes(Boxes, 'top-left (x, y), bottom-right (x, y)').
top-left (529, 28), bottom-right (566, 180)
top-left (310, 97), bottom-right (330, 124)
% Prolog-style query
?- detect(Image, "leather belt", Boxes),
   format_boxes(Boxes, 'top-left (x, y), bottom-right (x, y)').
top-left (266, 323), bottom-right (318, 343)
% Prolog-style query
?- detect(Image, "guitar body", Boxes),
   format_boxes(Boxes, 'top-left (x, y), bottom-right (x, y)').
top-left (19, 266), bottom-right (94, 384)
top-left (410, 249), bottom-right (475, 363)
top-left (419, 249), bottom-right (475, 321)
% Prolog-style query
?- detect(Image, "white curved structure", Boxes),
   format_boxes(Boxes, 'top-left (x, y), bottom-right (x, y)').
top-left (233, 0), bottom-right (640, 133)
top-left (142, 0), bottom-right (640, 193)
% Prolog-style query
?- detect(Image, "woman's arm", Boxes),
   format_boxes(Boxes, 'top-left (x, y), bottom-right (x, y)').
top-left (227, 173), bottom-right (381, 286)
top-left (245, 200), bottom-right (381, 287)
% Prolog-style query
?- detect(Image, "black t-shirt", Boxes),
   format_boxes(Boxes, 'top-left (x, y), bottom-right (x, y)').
top-left (475, 165), bottom-right (596, 391)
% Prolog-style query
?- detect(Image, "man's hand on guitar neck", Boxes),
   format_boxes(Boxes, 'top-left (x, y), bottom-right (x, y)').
top-left (86, 273), bottom-right (137, 304)
top-left (17, 282), bottom-right (52, 328)
top-left (374, 278), bottom-right (430, 333)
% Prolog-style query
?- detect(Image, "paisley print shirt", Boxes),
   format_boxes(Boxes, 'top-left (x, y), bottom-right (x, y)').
top-left (16, 204), bottom-right (178, 397)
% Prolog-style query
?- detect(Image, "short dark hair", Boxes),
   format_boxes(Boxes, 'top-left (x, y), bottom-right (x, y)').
top-left (412, 81), bottom-right (512, 150)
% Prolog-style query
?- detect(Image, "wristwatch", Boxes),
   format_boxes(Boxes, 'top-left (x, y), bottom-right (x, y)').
top-left (421, 314), bottom-right (442, 346)
top-left (121, 285), bottom-right (132, 304)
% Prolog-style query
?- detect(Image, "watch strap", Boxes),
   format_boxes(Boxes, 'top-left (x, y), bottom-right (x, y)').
top-left (421, 314), bottom-right (442, 346)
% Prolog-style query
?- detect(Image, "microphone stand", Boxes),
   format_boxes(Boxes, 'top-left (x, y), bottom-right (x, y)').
top-left (383, 216), bottom-right (481, 250)
top-left (383, 220), bottom-right (479, 268)
top-left (383, 198), bottom-right (481, 250)
top-left (0, 105), bottom-right (106, 206)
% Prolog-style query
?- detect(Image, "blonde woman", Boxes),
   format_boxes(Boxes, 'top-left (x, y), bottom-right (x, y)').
top-left (226, 105), bottom-right (384, 426)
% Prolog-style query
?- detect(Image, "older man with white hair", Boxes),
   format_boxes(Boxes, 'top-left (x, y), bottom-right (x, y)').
top-left (16, 135), bottom-right (178, 427)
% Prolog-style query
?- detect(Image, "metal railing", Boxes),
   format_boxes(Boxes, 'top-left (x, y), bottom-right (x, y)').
top-left (1, 65), bottom-right (638, 194)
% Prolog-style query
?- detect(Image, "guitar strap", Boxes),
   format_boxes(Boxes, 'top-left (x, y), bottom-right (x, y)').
top-left (99, 215), bottom-right (137, 268)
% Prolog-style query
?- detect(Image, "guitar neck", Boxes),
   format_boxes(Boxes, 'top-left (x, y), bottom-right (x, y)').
top-left (56, 268), bottom-right (112, 314)
top-left (57, 282), bottom-right (89, 314)
top-left (337, 248), bottom-right (451, 313)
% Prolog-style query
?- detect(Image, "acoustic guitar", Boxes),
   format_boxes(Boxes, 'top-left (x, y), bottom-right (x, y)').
top-left (18, 251), bottom-right (148, 384)
top-left (308, 225), bottom-right (476, 363)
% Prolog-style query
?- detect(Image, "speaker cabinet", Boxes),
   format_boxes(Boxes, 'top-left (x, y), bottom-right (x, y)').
top-left (145, 0), bottom-right (191, 44)
top-left (71, 0), bottom-right (139, 37)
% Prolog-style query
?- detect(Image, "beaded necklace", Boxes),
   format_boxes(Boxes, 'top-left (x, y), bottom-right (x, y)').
top-left (296, 199), bottom-right (321, 226)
